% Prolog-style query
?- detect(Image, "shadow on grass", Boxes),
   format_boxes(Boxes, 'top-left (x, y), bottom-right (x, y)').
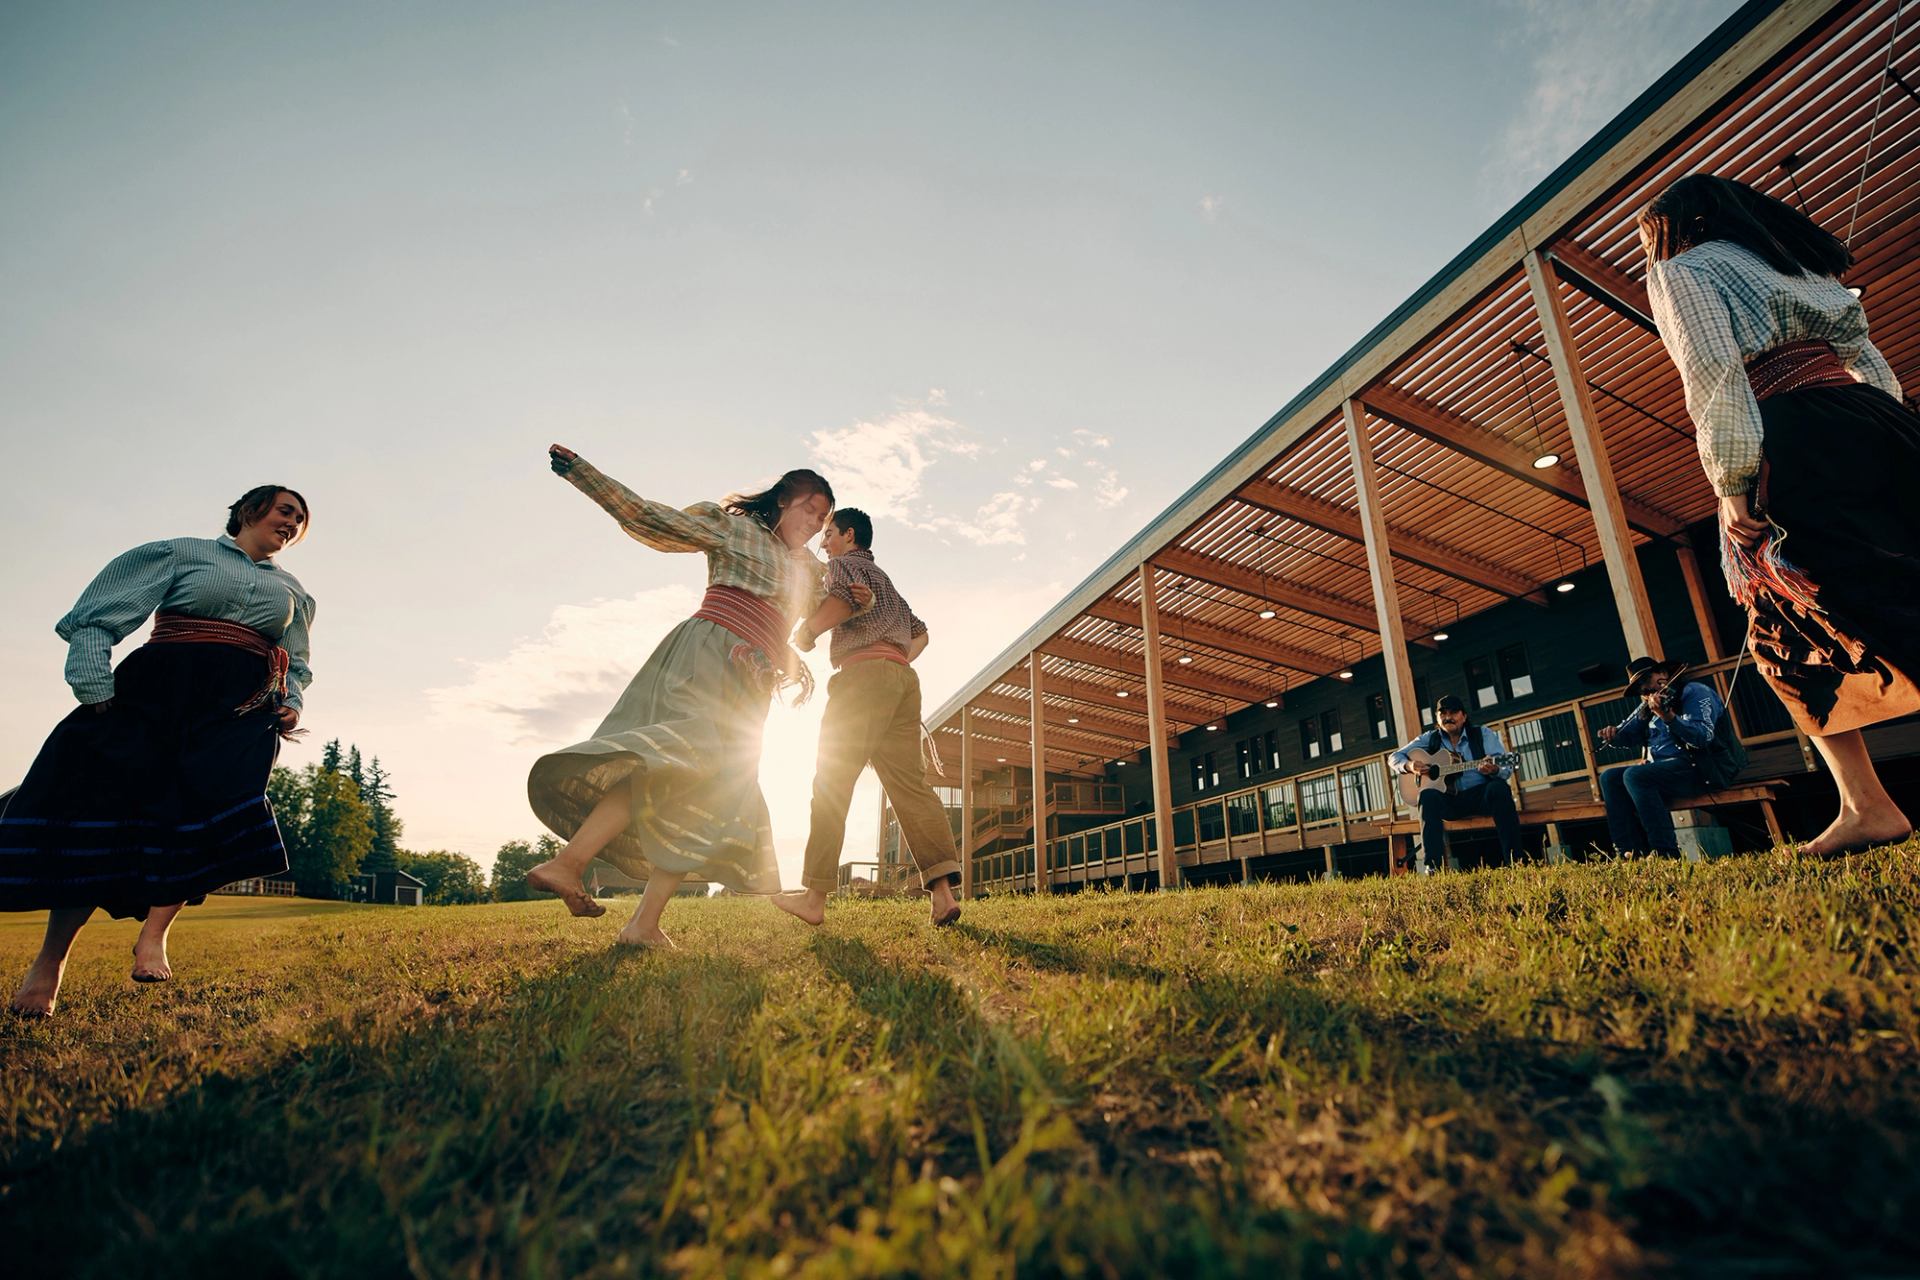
top-left (958, 921), bottom-right (1920, 1277)
top-left (0, 946), bottom-right (769, 1279)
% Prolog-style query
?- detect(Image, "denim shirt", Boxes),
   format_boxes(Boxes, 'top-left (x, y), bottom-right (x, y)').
top-left (1388, 724), bottom-right (1513, 791)
top-left (1609, 680), bottom-right (1723, 762)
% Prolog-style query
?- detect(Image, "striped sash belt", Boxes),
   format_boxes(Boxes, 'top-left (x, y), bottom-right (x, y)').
top-left (145, 614), bottom-right (291, 717)
top-left (691, 586), bottom-right (814, 701)
top-left (1747, 340), bottom-right (1854, 401)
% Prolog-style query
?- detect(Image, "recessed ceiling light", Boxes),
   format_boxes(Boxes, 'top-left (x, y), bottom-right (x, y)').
top-left (1116, 690), bottom-right (1130, 698)
top-left (1848, 284), bottom-right (1865, 299)
top-left (996, 756), bottom-right (1007, 763)
top-left (1556, 580), bottom-right (1575, 594)
top-left (1067, 716), bottom-right (1079, 724)
top-left (1206, 723), bottom-right (1219, 731)
top-left (1263, 698), bottom-right (1280, 708)
top-left (1433, 631), bottom-right (1450, 642)
top-left (1337, 670), bottom-right (1354, 680)
top-left (1177, 655), bottom-right (1193, 665)
top-left (1531, 452), bottom-right (1561, 469)
top-left (1258, 608), bottom-right (1277, 619)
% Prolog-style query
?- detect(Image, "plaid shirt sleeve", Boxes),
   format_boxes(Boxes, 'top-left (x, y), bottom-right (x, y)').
top-left (562, 458), bottom-right (733, 553)
top-left (1647, 257), bottom-right (1766, 497)
top-left (1847, 335), bottom-right (1903, 401)
top-left (823, 556), bottom-right (861, 606)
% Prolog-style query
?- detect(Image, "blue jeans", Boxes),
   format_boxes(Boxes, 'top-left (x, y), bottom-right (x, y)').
top-left (1600, 758), bottom-right (1700, 856)
top-left (1416, 780), bottom-right (1521, 872)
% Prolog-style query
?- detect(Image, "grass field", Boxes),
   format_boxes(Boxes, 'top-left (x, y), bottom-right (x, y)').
top-left (2, 847), bottom-right (1917, 1279)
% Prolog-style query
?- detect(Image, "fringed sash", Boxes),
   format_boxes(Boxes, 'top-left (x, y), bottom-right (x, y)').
top-left (145, 614), bottom-right (301, 736)
top-left (692, 585), bottom-right (814, 703)
top-left (841, 642), bottom-right (910, 668)
top-left (1721, 342), bottom-right (1854, 614)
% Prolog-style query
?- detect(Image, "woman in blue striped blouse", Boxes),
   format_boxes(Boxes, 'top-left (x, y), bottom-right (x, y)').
top-left (3, 486), bottom-right (315, 1017)
top-left (1642, 175), bottom-right (1916, 857)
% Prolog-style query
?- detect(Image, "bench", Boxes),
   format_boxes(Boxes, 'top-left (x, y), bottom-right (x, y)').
top-left (1381, 782), bottom-right (1785, 870)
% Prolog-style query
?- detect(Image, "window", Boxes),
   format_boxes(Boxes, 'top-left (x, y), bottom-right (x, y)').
top-left (1197, 801), bottom-right (1226, 842)
top-left (1190, 752), bottom-right (1219, 793)
top-left (1368, 692), bottom-right (1390, 740)
top-left (1262, 782), bottom-right (1297, 829)
top-left (1266, 730), bottom-right (1281, 771)
top-left (1299, 773), bottom-right (1340, 823)
top-left (1236, 736), bottom-right (1264, 780)
top-left (1498, 643), bottom-right (1534, 700)
top-left (1300, 717), bottom-right (1321, 760)
top-left (1466, 656), bottom-right (1499, 709)
top-left (1322, 708), bottom-right (1344, 754)
top-left (1226, 793), bottom-right (1260, 836)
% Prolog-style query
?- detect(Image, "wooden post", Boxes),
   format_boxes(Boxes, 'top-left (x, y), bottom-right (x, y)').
top-left (1139, 564), bottom-right (1181, 891)
top-left (1029, 654), bottom-right (1050, 894)
top-left (1343, 398), bottom-right (1422, 742)
top-left (878, 792), bottom-right (891, 891)
top-left (959, 707), bottom-right (976, 901)
top-left (1674, 543), bottom-right (1727, 662)
top-left (1523, 247), bottom-right (1663, 660)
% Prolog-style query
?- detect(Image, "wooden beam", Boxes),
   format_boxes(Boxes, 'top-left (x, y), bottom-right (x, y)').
top-left (1029, 655), bottom-right (1051, 893)
top-left (969, 692), bottom-right (1151, 746)
top-left (959, 707), bottom-right (975, 901)
top-left (1083, 598), bottom-right (1341, 679)
top-left (1675, 543), bottom-right (1727, 662)
top-left (1524, 247), bottom-right (1664, 659)
top-left (1343, 399), bottom-right (1423, 744)
top-left (1039, 636), bottom-right (1271, 703)
top-left (1359, 383), bottom-right (1684, 538)
top-left (1016, 671), bottom-right (1215, 727)
top-left (1139, 565), bottom-right (1180, 891)
top-left (929, 730), bottom-right (1106, 778)
top-left (1547, 237), bottom-right (1656, 331)
top-left (1237, 477), bottom-right (1544, 601)
top-left (1151, 545), bottom-right (1382, 631)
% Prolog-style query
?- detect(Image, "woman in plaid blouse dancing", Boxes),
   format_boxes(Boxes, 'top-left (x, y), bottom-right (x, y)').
top-left (524, 445), bottom-right (840, 949)
top-left (1641, 175), bottom-right (1916, 856)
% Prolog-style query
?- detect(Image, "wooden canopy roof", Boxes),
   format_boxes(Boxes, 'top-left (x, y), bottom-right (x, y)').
top-left (928, 0), bottom-right (1919, 779)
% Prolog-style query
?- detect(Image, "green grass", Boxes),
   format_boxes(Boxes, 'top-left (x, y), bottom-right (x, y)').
top-left (2, 845), bottom-right (1917, 1278)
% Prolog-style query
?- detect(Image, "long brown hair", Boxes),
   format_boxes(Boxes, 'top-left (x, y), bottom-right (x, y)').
top-left (1637, 175), bottom-right (1852, 277)
top-left (226, 485), bottom-right (311, 545)
top-left (723, 469), bottom-right (834, 532)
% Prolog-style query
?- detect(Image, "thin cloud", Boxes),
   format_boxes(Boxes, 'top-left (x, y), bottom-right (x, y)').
top-left (1198, 193), bottom-right (1224, 222)
top-left (1072, 429), bottom-right (1111, 448)
top-left (808, 407), bottom-right (977, 518)
top-left (427, 586), bottom-right (699, 746)
top-left (1483, 0), bottom-right (1735, 206)
top-left (1045, 477), bottom-right (1079, 490)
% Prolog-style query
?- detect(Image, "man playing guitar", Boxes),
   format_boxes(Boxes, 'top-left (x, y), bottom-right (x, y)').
top-left (1389, 694), bottom-right (1523, 872)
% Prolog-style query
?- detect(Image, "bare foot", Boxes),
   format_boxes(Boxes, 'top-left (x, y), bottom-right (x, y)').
top-left (131, 938), bottom-right (172, 983)
top-left (526, 860), bottom-right (608, 917)
top-left (9, 959), bottom-right (63, 1018)
top-left (1804, 807), bottom-right (1913, 857)
top-left (772, 891), bottom-right (825, 927)
top-left (928, 883), bottom-right (961, 928)
top-left (614, 925), bottom-right (677, 950)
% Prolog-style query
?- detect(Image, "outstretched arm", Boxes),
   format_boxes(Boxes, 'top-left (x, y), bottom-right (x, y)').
top-left (548, 444), bottom-right (732, 553)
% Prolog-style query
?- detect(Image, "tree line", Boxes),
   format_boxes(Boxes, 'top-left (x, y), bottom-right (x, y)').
top-left (266, 742), bottom-right (567, 905)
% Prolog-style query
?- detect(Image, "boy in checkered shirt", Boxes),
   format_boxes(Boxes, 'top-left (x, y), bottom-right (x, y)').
top-left (774, 508), bottom-right (963, 927)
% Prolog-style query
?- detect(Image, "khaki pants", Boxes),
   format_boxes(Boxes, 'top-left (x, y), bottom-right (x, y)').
top-left (801, 660), bottom-right (961, 893)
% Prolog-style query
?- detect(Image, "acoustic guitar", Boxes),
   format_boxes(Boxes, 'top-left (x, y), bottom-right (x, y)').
top-left (1395, 747), bottom-right (1522, 812)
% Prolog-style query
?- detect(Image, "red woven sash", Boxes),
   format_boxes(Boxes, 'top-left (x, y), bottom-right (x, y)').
top-left (691, 586), bottom-right (786, 657)
top-left (145, 613), bottom-right (291, 716)
top-left (691, 586), bottom-right (815, 701)
top-left (841, 642), bottom-right (910, 668)
top-left (1747, 340), bottom-right (1854, 401)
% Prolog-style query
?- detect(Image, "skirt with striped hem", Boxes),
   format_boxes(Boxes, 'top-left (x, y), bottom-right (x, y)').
top-left (1748, 381), bottom-right (1920, 736)
top-left (0, 644), bottom-right (289, 920)
top-left (526, 616), bottom-right (783, 894)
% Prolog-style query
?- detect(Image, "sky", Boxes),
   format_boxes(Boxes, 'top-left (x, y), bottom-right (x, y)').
top-left (0, 0), bottom-right (1745, 886)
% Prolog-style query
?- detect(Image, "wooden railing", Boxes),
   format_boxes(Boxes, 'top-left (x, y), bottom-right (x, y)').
top-left (968, 654), bottom-right (1810, 895)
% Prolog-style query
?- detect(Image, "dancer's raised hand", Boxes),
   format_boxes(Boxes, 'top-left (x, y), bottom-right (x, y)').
top-left (549, 444), bottom-right (579, 476)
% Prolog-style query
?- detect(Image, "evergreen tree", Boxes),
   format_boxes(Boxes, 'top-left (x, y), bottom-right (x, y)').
top-left (360, 757), bottom-right (401, 874)
top-left (287, 764), bottom-right (373, 897)
top-left (347, 746), bottom-right (365, 793)
top-left (265, 766), bottom-right (308, 859)
top-left (320, 739), bottom-right (343, 773)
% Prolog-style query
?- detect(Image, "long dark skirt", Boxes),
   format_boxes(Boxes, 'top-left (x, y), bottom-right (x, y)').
top-left (1750, 382), bottom-right (1920, 736)
top-left (0, 644), bottom-right (289, 920)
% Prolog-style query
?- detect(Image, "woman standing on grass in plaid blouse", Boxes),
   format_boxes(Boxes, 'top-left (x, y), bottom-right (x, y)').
top-left (525, 445), bottom-right (859, 949)
top-left (1642, 174), bottom-right (1915, 856)
top-left (3, 486), bottom-right (315, 1017)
